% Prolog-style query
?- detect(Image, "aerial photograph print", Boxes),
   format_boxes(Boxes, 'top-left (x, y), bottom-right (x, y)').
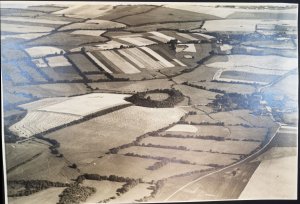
top-left (0, 1), bottom-right (298, 204)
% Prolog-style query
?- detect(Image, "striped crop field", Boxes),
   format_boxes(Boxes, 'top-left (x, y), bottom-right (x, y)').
top-left (117, 49), bottom-right (146, 69)
top-left (86, 52), bottom-right (113, 74)
top-left (9, 111), bottom-right (80, 138)
top-left (67, 53), bottom-right (101, 73)
top-left (148, 31), bottom-right (176, 42)
top-left (147, 35), bottom-right (169, 43)
top-left (100, 50), bottom-right (141, 74)
top-left (140, 47), bottom-right (175, 68)
top-left (124, 48), bottom-right (164, 70)
top-left (9, 93), bottom-right (131, 137)
top-left (88, 46), bottom-right (187, 74)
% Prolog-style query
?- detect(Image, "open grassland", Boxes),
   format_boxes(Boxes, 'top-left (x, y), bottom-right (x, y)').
top-left (219, 70), bottom-right (280, 84)
top-left (94, 40), bottom-right (127, 50)
top-left (19, 97), bottom-right (68, 111)
top-left (139, 136), bottom-right (260, 155)
top-left (119, 146), bottom-right (241, 166)
top-left (209, 110), bottom-right (277, 128)
top-left (26, 31), bottom-right (108, 51)
top-left (27, 5), bottom-right (67, 13)
top-left (1, 23), bottom-right (54, 33)
top-left (1, 32), bottom-right (49, 40)
top-left (240, 147), bottom-right (297, 199)
top-left (99, 5), bottom-right (157, 20)
top-left (8, 187), bottom-right (65, 204)
top-left (173, 85), bottom-right (218, 105)
top-left (45, 56), bottom-right (71, 67)
top-left (228, 126), bottom-right (267, 141)
top-left (119, 37), bottom-right (157, 46)
top-left (89, 79), bottom-right (174, 93)
top-left (1, 16), bottom-right (70, 25)
top-left (7, 143), bottom-right (79, 182)
top-left (82, 180), bottom-right (124, 203)
top-left (81, 154), bottom-right (210, 183)
top-left (166, 124), bottom-right (198, 133)
top-left (185, 113), bottom-right (217, 124)
top-left (115, 6), bottom-right (219, 25)
top-left (59, 19), bottom-right (125, 31)
top-left (173, 66), bottom-right (219, 84)
top-left (46, 106), bottom-right (185, 164)
top-left (53, 4), bottom-right (113, 18)
top-left (5, 143), bottom-right (47, 170)
top-left (165, 124), bottom-right (228, 136)
top-left (25, 46), bottom-right (65, 58)
top-left (81, 154), bottom-right (156, 180)
top-left (70, 30), bottom-right (106, 37)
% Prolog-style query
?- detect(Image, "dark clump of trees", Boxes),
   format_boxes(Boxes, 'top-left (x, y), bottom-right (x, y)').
top-left (58, 185), bottom-right (96, 204)
top-left (136, 180), bottom-right (165, 202)
top-left (8, 180), bottom-right (70, 197)
top-left (70, 163), bottom-right (77, 169)
top-left (147, 159), bottom-right (169, 170)
top-left (116, 179), bottom-right (139, 194)
top-left (125, 89), bottom-right (184, 108)
top-left (208, 93), bottom-right (262, 111)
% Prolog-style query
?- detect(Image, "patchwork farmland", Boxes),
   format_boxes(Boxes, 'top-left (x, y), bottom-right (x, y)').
top-left (2, 2), bottom-right (297, 204)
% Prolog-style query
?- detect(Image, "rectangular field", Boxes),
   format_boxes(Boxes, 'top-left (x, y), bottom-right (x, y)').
top-left (67, 53), bottom-right (101, 73)
top-left (119, 146), bottom-right (241, 166)
top-left (119, 37), bottom-right (157, 46)
top-left (138, 136), bottom-right (261, 155)
top-left (46, 106), bottom-right (186, 165)
top-left (140, 47), bottom-right (175, 68)
top-left (82, 180), bottom-right (124, 203)
top-left (99, 50), bottom-right (141, 74)
top-left (220, 70), bottom-right (280, 83)
top-left (1, 23), bottom-right (54, 33)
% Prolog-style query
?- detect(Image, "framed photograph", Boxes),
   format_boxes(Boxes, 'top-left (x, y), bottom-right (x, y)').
top-left (1, 1), bottom-right (298, 204)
